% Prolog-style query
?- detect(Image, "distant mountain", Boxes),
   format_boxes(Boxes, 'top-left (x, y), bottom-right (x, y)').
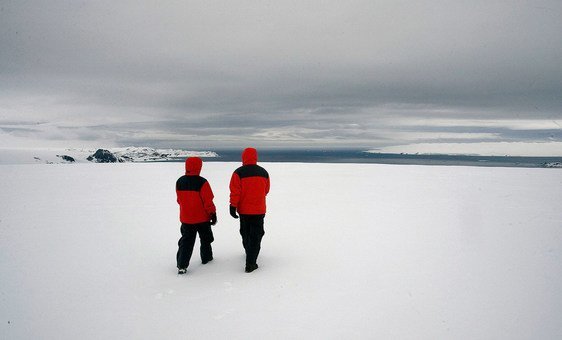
top-left (0, 147), bottom-right (218, 164)
top-left (109, 147), bottom-right (218, 162)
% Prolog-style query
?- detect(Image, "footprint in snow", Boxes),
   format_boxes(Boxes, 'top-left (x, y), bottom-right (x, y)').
top-left (213, 309), bottom-right (234, 320)
top-left (223, 282), bottom-right (233, 292)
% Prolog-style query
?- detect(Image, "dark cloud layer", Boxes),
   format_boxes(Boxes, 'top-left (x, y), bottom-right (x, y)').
top-left (1, 0), bottom-right (561, 153)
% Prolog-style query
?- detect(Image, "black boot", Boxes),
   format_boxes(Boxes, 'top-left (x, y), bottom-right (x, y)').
top-left (245, 263), bottom-right (258, 273)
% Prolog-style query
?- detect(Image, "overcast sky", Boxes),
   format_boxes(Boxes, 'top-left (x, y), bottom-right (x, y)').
top-left (1, 0), bottom-right (561, 155)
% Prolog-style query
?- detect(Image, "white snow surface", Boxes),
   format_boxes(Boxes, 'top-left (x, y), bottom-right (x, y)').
top-left (1, 162), bottom-right (561, 339)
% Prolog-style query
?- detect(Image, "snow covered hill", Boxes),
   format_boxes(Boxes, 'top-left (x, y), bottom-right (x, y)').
top-left (0, 147), bottom-right (218, 164)
top-left (1, 162), bottom-right (561, 339)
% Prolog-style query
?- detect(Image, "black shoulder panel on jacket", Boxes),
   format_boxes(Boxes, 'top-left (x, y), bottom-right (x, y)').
top-left (235, 164), bottom-right (269, 179)
top-left (176, 175), bottom-right (207, 191)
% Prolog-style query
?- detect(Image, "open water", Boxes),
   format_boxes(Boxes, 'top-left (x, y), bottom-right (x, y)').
top-left (175, 149), bottom-right (561, 168)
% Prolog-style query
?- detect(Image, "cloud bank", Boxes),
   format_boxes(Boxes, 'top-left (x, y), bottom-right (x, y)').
top-left (1, 1), bottom-right (561, 154)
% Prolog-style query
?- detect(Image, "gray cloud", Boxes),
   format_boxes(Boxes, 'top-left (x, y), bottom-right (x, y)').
top-left (1, 0), bottom-right (561, 152)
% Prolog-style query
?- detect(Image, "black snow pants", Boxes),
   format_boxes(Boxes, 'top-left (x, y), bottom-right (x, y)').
top-left (239, 214), bottom-right (265, 266)
top-left (176, 222), bottom-right (214, 269)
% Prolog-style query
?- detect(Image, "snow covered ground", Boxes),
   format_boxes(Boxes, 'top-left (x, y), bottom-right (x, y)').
top-left (1, 162), bottom-right (561, 339)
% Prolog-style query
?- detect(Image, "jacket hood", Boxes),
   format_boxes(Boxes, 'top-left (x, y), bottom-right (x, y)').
top-left (185, 157), bottom-right (202, 175)
top-left (242, 147), bottom-right (258, 165)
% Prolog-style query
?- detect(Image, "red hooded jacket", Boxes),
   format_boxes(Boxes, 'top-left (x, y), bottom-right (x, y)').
top-left (176, 157), bottom-right (216, 224)
top-left (229, 148), bottom-right (270, 215)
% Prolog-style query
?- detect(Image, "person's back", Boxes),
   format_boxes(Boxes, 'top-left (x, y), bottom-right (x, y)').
top-left (176, 157), bottom-right (215, 224)
top-left (229, 148), bottom-right (270, 273)
top-left (176, 157), bottom-right (217, 274)
top-left (230, 148), bottom-right (270, 215)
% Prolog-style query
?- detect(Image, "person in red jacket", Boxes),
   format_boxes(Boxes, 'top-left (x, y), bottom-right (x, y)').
top-left (229, 147), bottom-right (270, 273)
top-left (176, 157), bottom-right (217, 274)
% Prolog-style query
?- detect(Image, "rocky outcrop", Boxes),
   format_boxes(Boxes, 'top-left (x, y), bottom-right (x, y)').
top-left (542, 162), bottom-right (562, 168)
top-left (87, 149), bottom-right (123, 163)
top-left (57, 155), bottom-right (75, 163)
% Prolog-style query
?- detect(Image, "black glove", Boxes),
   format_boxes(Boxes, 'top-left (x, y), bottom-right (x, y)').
top-left (229, 205), bottom-right (239, 219)
top-left (210, 213), bottom-right (217, 226)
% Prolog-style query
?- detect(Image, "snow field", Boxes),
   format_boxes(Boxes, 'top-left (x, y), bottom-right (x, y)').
top-left (1, 162), bottom-right (561, 339)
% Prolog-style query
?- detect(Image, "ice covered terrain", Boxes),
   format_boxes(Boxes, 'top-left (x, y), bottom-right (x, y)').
top-left (1, 162), bottom-right (561, 339)
top-left (0, 147), bottom-right (218, 164)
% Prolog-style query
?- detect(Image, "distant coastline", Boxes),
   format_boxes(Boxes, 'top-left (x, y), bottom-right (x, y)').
top-left (202, 149), bottom-right (562, 168)
top-left (1, 147), bottom-right (560, 168)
